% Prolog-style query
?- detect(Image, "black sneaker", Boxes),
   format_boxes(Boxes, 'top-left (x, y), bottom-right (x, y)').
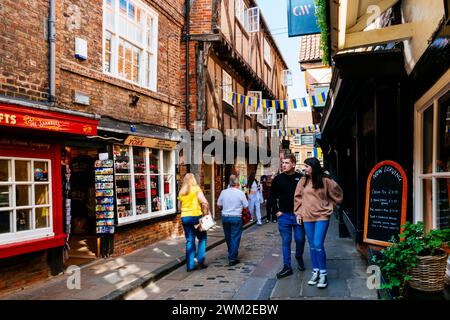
top-left (296, 257), bottom-right (305, 271)
top-left (198, 262), bottom-right (208, 270)
top-left (228, 259), bottom-right (240, 267)
top-left (276, 266), bottom-right (293, 279)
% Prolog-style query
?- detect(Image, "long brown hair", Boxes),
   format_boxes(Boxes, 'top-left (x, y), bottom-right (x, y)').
top-left (303, 157), bottom-right (325, 189)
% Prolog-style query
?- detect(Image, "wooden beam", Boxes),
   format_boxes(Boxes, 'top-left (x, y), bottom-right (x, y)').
top-left (189, 34), bottom-right (220, 42)
top-left (347, 0), bottom-right (400, 33)
top-left (346, 0), bottom-right (360, 29)
top-left (344, 23), bottom-right (414, 50)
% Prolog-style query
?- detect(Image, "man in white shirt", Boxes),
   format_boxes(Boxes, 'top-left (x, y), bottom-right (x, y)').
top-left (217, 176), bottom-right (249, 266)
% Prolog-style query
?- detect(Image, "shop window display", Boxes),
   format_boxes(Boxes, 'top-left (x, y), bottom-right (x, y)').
top-left (113, 144), bottom-right (175, 224)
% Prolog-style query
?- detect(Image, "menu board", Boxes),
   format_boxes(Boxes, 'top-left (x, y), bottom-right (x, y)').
top-left (95, 160), bottom-right (115, 234)
top-left (363, 161), bottom-right (407, 246)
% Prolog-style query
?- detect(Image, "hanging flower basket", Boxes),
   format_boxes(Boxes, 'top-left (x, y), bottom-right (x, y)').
top-left (408, 250), bottom-right (448, 292)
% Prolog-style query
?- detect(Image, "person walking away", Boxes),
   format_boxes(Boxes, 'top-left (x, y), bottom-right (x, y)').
top-left (235, 168), bottom-right (247, 193)
top-left (270, 154), bottom-right (306, 278)
top-left (178, 173), bottom-right (210, 272)
top-left (265, 173), bottom-right (277, 223)
top-left (217, 176), bottom-right (249, 266)
top-left (247, 172), bottom-right (262, 226)
top-left (294, 157), bottom-right (343, 288)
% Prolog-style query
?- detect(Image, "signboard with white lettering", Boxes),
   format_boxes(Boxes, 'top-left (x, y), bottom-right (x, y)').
top-left (287, 0), bottom-right (320, 37)
top-left (363, 161), bottom-right (407, 246)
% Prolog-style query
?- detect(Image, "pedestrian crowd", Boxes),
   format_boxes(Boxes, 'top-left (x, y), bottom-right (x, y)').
top-left (177, 155), bottom-right (343, 289)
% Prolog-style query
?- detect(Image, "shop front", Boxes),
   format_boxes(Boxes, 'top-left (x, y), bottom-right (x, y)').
top-left (0, 102), bottom-right (99, 294)
top-left (94, 117), bottom-right (183, 257)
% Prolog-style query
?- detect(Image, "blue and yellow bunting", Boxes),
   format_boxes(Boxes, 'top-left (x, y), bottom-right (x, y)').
top-left (229, 91), bottom-right (327, 110)
top-left (265, 125), bottom-right (320, 137)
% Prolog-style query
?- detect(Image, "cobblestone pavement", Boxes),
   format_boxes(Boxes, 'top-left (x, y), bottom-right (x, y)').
top-left (125, 216), bottom-right (378, 300)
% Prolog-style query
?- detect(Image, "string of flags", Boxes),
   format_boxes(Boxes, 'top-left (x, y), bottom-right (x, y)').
top-left (268, 125), bottom-right (320, 137)
top-left (228, 91), bottom-right (327, 110)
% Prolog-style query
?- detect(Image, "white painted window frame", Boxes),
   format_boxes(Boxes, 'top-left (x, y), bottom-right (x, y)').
top-left (414, 69), bottom-right (450, 230)
top-left (0, 157), bottom-right (53, 246)
top-left (102, 0), bottom-right (158, 91)
top-left (246, 91), bottom-right (262, 115)
top-left (247, 7), bottom-right (259, 33)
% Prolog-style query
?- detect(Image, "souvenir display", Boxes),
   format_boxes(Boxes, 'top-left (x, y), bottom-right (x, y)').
top-left (94, 159), bottom-right (115, 234)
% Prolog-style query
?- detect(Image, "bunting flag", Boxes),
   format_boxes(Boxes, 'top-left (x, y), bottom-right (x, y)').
top-left (267, 125), bottom-right (320, 137)
top-left (230, 91), bottom-right (327, 110)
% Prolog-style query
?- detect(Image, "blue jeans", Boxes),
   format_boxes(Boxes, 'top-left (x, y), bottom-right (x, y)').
top-left (181, 216), bottom-right (207, 270)
top-left (277, 212), bottom-right (305, 268)
top-left (303, 220), bottom-right (330, 272)
top-left (222, 216), bottom-right (243, 263)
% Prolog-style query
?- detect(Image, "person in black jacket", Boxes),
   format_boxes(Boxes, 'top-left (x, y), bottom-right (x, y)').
top-left (269, 154), bottom-right (306, 279)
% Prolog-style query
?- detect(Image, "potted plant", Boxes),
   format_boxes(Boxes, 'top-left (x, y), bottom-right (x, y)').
top-left (373, 222), bottom-right (450, 299)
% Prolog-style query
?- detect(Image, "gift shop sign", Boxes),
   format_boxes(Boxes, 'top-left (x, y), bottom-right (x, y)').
top-left (363, 161), bottom-right (407, 247)
top-left (124, 135), bottom-right (177, 150)
top-left (0, 103), bottom-right (98, 135)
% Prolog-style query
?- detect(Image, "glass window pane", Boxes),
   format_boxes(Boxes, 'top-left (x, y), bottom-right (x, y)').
top-left (116, 175), bottom-right (132, 218)
top-left (163, 151), bottom-right (173, 174)
top-left (36, 207), bottom-right (50, 229)
top-left (16, 209), bottom-right (31, 231)
top-left (150, 175), bottom-right (161, 212)
top-left (16, 185), bottom-right (31, 206)
top-left (0, 186), bottom-right (10, 208)
top-left (422, 106), bottom-right (434, 174)
top-left (436, 178), bottom-right (450, 229)
top-left (133, 147), bottom-right (146, 173)
top-left (35, 185), bottom-right (49, 205)
top-left (437, 90), bottom-right (450, 173)
top-left (0, 159), bottom-right (11, 182)
top-left (422, 179), bottom-right (433, 232)
top-left (34, 161), bottom-right (49, 182)
top-left (125, 46), bottom-right (132, 80)
top-left (114, 145), bottom-right (130, 174)
top-left (163, 174), bottom-right (174, 210)
top-left (150, 149), bottom-right (159, 174)
top-left (118, 42), bottom-right (124, 75)
top-left (0, 211), bottom-right (11, 234)
top-left (120, 0), bottom-right (127, 13)
top-left (135, 175), bottom-right (148, 215)
top-left (15, 160), bottom-right (31, 181)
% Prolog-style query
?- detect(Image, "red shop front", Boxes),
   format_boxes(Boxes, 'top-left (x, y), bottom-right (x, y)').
top-left (0, 103), bottom-right (98, 294)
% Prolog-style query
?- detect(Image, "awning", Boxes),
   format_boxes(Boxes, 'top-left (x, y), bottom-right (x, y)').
top-left (0, 103), bottom-right (99, 135)
top-left (97, 116), bottom-right (181, 142)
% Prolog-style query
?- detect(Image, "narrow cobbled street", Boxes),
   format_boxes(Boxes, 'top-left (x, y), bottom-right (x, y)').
top-left (126, 216), bottom-right (377, 300)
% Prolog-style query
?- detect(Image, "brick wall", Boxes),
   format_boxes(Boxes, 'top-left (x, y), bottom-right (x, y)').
top-left (113, 213), bottom-right (184, 256)
top-left (0, 0), bottom-right (50, 101)
top-left (189, 0), bottom-right (213, 35)
top-left (0, 250), bottom-right (50, 296)
top-left (56, 0), bottom-right (185, 128)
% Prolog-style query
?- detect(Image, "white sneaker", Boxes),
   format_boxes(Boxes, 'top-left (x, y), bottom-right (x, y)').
top-left (317, 273), bottom-right (328, 288)
top-left (307, 271), bottom-right (320, 285)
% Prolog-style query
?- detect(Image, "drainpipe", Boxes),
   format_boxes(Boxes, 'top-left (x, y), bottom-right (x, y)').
top-left (48, 0), bottom-right (56, 104)
top-left (185, 0), bottom-right (191, 171)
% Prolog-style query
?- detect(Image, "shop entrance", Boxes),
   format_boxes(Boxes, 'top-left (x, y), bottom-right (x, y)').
top-left (62, 144), bottom-right (103, 266)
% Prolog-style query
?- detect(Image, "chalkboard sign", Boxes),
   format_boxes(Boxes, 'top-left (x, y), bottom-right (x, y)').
top-left (363, 161), bottom-right (407, 246)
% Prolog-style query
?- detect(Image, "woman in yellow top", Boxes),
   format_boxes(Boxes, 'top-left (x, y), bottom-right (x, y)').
top-left (178, 173), bottom-right (210, 271)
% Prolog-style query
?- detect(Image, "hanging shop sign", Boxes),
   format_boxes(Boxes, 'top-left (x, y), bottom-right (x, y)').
top-left (287, 0), bottom-right (320, 37)
top-left (0, 103), bottom-right (98, 135)
top-left (124, 135), bottom-right (177, 150)
top-left (363, 160), bottom-right (407, 247)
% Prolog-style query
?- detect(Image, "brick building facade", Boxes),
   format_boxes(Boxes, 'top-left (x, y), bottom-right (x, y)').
top-left (0, 0), bottom-right (186, 295)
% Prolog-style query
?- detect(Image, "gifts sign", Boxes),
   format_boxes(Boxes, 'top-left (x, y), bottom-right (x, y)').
top-left (363, 161), bottom-right (407, 246)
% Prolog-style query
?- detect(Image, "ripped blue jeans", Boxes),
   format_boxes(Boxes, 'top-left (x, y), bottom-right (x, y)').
top-left (303, 220), bottom-right (330, 272)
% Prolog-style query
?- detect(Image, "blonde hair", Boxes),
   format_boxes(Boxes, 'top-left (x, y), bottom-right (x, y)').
top-left (179, 173), bottom-right (198, 196)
